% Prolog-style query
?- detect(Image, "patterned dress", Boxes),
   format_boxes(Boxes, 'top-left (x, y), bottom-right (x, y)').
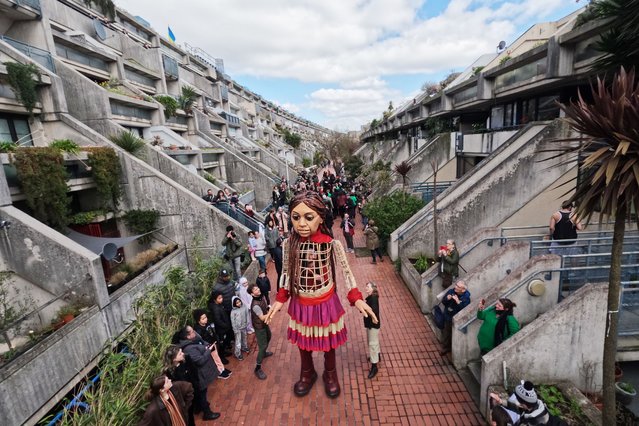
top-left (277, 232), bottom-right (361, 352)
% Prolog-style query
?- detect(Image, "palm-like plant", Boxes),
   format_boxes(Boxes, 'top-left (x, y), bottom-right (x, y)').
top-left (575, 0), bottom-right (639, 72)
top-left (394, 161), bottom-right (412, 191)
top-left (547, 67), bottom-right (639, 423)
top-left (178, 86), bottom-right (198, 113)
top-left (110, 131), bottom-right (146, 156)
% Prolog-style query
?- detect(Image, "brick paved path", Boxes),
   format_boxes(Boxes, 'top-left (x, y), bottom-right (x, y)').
top-left (199, 220), bottom-right (482, 425)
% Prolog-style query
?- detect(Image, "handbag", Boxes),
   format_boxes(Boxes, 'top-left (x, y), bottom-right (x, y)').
top-left (432, 304), bottom-right (446, 329)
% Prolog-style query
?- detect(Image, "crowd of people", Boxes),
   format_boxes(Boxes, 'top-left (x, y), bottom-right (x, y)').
top-left (141, 162), bottom-right (385, 424)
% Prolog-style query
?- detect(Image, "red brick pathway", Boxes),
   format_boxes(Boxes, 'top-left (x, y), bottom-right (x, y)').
top-left (198, 219), bottom-right (482, 425)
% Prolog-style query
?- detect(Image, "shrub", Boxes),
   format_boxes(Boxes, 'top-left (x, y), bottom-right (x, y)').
top-left (12, 147), bottom-right (70, 230)
top-left (4, 61), bottom-right (41, 114)
top-left (87, 147), bottom-right (122, 210)
top-left (50, 139), bottom-right (80, 155)
top-left (178, 86), bottom-right (198, 113)
top-left (343, 155), bottom-right (364, 179)
top-left (123, 209), bottom-right (160, 244)
top-left (302, 157), bottom-right (312, 168)
top-left (362, 191), bottom-right (425, 246)
top-left (48, 250), bottom-right (225, 425)
top-left (107, 271), bottom-right (128, 287)
top-left (414, 254), bottom-right (435, 274)
top-left (154, 95), bottom-right (179, 120)
top-left (110, 132), bottom-right (145, 156)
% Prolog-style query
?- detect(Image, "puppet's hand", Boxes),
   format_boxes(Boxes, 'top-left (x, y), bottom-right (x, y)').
top-left (265, 301), bottom-right (283, 325)
top-left (354, 299), bottom-right (378, 324)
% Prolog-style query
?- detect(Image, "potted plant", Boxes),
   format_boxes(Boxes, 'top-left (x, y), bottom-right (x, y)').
top-left (615, 381), bottom-right (637, 405)
top-left (56, 305), bottom-right (78, 324)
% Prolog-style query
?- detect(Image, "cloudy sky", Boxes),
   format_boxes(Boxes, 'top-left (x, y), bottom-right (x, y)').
top-left (115, 0), bottom-right (584, 131)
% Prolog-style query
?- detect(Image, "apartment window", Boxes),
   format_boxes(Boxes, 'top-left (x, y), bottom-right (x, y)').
top-left (0, 114), bottom-right (32, 145)
top-left (56, 43), bottom-right (109, 71)
top-left (111, 102), bottom-right (152, 120)
top-left (124, 68), bottom-right (155, 87)
top-left (537, 95), bottom-right (560, 121)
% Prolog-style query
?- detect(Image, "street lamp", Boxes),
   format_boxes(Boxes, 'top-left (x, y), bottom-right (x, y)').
top-left (284, 149), bottom-right (290, 184)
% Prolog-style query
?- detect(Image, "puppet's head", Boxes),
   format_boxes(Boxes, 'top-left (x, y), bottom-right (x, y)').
top-left (289, 191), bottom-right (333, 238)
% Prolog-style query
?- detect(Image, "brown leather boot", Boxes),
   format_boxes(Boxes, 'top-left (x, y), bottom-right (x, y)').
top-left (322, 369), bottom-right (340, 398)
top-left (294, 349), bottom-right (317, 397)
top-left (294, 368), bottom-right (318, 396)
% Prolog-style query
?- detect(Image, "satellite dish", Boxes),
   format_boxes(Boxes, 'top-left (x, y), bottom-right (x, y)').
top-left (101, 243), bottom-right (119, 260)
top-left (497, 40), bottom-right (506, 51)
top-left (93, 19), bottom-right (107, 41)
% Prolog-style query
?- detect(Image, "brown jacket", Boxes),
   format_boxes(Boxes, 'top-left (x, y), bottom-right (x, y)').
top-left (363, 225), bottom-right (380, 250)
top-left (138, 381), bottom-right (193, 426)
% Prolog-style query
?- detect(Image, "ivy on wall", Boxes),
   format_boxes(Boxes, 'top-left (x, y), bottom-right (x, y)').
top-left (4, 62), bottom-right (41, 114)
top-left (12, 148), bottom-right (70, 230)
top-left (123, 209), bottom-right (160, 244)
top-left (86, 147), bottom-right (122, 211)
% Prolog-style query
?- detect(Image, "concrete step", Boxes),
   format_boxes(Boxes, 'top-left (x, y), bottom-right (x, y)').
top-left (458, 365), bottom-right (481, 408)
top-left (468, 359), bottom-right (482, 383)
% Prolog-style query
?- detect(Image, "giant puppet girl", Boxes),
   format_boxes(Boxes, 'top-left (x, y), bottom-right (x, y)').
top-left (265, 191), bottom-right (377, 398)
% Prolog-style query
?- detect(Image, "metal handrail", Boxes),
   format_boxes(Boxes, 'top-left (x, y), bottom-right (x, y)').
top-left (458, 263), bottom-right (639, 333)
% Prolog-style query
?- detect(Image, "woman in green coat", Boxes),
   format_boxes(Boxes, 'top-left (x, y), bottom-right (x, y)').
top-left (477, 298), bottom-right (520, 355)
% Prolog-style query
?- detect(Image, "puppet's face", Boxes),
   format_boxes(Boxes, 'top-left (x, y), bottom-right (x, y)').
top-left (291, 202), bottom-right (323, 237)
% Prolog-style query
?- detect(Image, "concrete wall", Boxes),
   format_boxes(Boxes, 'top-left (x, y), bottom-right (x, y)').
top-left (194, 110), bottom-right (276, 209)
top-left (399, 227), bottom-right (503, 312)
top-left (434, 240), bottom-right (531, 308)
top-left (479, 283), bottom-right (607, 409)
top-left (405, 133), bottom-right (453, 185)
top-left (451, 254), bottom-right (562, 370)
top-left (0, 306), bottom-right (108, 426)
top-left (392, 121), bottom-right (573, 261)
top-left (58, 113), bottom-right (250, 260)
top-left (499, 167), bottom-right (577, 229)
top-left (0, 248), bottom-right (188, 426)
top-left (0, 206), bottom-right (109, 307)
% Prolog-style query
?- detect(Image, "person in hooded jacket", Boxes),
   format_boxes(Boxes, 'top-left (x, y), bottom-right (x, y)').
top-left (207, 290), bottom-right (233, 356)
top-left (192, 308), bottom-right (232, 374)
top-left (256, 269), bottom-right (272, 306)
top-left (210, 269), bottom-right (238, 314)
top-left (230, 296), bottom-right (250, 360)
top-left (175, 326), bottom-right (220, 421)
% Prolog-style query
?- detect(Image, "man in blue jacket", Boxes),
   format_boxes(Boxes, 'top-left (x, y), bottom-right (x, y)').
top-left (440, 280), bottom-right (470, 356)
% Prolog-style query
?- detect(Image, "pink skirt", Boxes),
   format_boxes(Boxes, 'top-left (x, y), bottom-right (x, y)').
top-left (287, 291), bottom-right (347, 351)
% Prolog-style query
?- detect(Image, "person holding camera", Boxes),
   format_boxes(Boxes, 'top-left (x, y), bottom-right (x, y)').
top-left (438, 239), bottom-right (459, 289)
top-left (439, 280), bottom-right (470, 356)
top-left (222, 225), bottom-right (244, 280)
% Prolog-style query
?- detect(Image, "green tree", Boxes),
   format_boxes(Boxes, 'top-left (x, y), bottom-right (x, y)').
top-left (343, 155), bottom-right (364, 179)
top-left (283, 129), bottom-right (302, 149)
top-left (362, 192), bottom-right (425, 246)
top-left (546, 67), bottom-right (639, 423)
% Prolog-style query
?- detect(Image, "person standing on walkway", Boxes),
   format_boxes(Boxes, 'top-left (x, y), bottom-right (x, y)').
top-left (363, 219), bottom-right (383, 264)
top-left (439, 239), bottom-right (459, 288)
top-left (549, 200), bottom-right (584, 255)
top-left (364, 282), bottom-right (381, 379)
top-left (253, 230), bottom-right (268, 271)
top-left (265, 219), bottom-right (279, 260)
top-left (477, 298), bottom-right (520, 355)
top-left (256, 268), bottom-right (271, 306)
top-left (265, 191), bottom-right (377, 398)
top-left (175, 326), bottom-right (221, 421)
top-left (138, 375), bottom-right (194, 426)
top-left (222, 226), bottom-right (243, 280)
top-left (439, 280), bottom-right (470, 356)
top-left (341, 213), bottom-right (355, 253)
top-left (248, 283), bottom-right (272, 380)
top-left (230, 296), bottom-right (250, 361)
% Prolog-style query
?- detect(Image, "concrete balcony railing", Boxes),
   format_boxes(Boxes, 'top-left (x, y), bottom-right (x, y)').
top-left (456, 127), bottom-right (520, 155)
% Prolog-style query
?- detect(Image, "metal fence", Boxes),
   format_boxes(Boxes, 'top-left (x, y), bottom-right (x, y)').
top-left (620, 281), bottom-right (639, 336)
top-left (213, 202), bottom-right (261, 232)
top-left (409, 180), bottom-right (455, 204)
top-left (0, 35), bottom-right (55, 72)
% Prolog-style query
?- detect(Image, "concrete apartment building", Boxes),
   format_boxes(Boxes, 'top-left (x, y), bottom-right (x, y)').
top-left (0, 1), bottom-right (331, 424)
top-left (358, 8), bottom-right (638, 415)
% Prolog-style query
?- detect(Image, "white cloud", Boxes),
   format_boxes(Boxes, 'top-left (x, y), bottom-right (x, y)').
top-left (115, 0), bottom-right (582, 130)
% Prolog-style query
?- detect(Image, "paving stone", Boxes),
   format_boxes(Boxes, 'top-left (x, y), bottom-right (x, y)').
top-left (196, 221), bottom-right (482, 425)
